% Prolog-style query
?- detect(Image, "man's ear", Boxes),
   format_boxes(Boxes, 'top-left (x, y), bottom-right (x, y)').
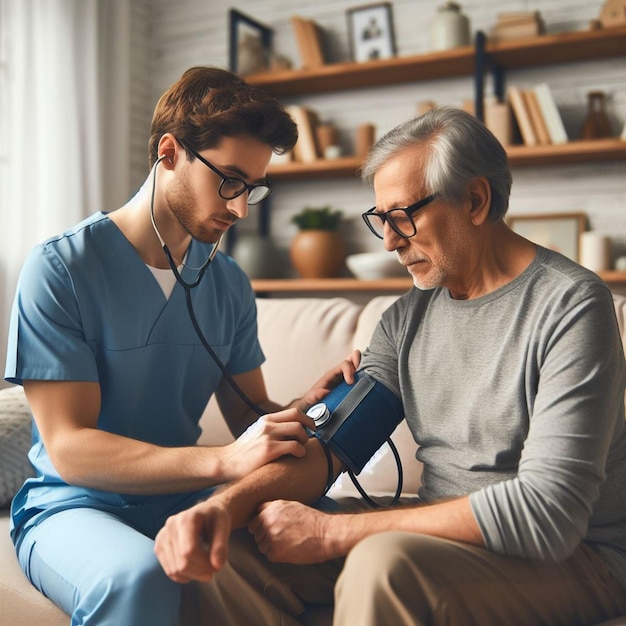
top-left (467, 176), bottom-right (491, 226)
top-left (157, 134), bottom-right (178, 167)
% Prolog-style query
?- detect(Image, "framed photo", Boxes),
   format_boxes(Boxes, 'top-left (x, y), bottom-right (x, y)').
top-left (347, 3), bottom-right (396, 63)
top-left (507, 212), bottom-right (587, 262)
top-left (228, 9), bottom-right (273, 76)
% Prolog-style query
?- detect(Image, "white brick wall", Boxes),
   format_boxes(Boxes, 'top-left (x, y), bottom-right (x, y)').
top-left (130, 0), bottom-right (626, 269)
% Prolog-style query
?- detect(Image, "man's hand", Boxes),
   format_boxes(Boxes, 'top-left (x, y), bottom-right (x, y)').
top-left (221, 408), bottom-right (315, 481)
top-left (155, 498), bottom-right (232, 583)
top-left (294, 350), bottom-right (362, 412)
top-left (248, 500), bottom-right (336, 564)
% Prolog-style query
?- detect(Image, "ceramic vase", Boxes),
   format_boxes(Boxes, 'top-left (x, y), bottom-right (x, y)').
top-left (581, 91), bottom-right (612, 140)
top-left (231, 233), bottom-right (280, 279)
top-left (430, 2), bottom-right (471, 51)
top-left (290, 230), bottom-right (346, 278)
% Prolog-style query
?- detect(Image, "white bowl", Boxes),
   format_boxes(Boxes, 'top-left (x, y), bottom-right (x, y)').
top-left (346, 252), bottom-right (407, 280)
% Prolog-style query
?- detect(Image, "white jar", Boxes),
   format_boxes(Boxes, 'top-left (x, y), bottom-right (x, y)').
top-left (430, 2), bottom-right (471, 51)
top-left (579, 232), bottom-right (611, 272)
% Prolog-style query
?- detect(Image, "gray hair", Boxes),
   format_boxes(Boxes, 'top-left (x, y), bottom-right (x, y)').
top-left (361, 107), bottom-right (512, 221)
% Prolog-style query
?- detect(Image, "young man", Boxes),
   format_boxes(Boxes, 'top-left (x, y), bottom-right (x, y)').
top-left (155, 107), bottom-right (626, 625)
top-left (4, 66), bottom-right (358, 624)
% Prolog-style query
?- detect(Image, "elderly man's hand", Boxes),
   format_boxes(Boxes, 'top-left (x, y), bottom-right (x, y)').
top-left (248, 499), bottom-right (335, 564)
top-left (293, 350), bottom-right (362, 413)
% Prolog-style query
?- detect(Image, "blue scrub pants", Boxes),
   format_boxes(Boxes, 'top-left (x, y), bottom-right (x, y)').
top-left (15, 489), bottom-right (214, 626)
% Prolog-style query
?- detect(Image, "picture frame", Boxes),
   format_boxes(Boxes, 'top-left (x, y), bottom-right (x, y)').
top-left (228, 9), bottom-right (273, 76)
top-left (346, 3), bottom-right (396, 63)
top-left (507, 212), bottom-right (587, 262)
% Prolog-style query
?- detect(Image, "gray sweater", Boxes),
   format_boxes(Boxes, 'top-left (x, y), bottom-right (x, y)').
top-left (360, 246), bottom-right (626, 588)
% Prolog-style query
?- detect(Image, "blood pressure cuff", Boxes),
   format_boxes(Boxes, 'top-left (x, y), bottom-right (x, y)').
top-left (306, 371), bottom-right (404, 474)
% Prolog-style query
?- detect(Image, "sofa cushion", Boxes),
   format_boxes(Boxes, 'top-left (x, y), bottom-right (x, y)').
top-left (0, 512), bottom-right (68, 625)
top-left (0, 386), bottom-right (34, 508)
top-left (257, 297), bottom-right (363, 404)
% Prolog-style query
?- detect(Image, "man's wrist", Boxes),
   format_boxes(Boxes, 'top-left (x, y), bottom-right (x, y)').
top-left (323, 512), bottom-right (356, 560)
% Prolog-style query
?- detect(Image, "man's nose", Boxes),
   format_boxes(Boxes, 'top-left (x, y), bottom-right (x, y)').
top-left (383, 223), bottom-right (403, 252)
top-left (226, 194), bottom-right (249, 220)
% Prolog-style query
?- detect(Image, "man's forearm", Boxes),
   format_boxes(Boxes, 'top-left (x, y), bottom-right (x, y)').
top-left (323, 495), bottom-right (485, 558)
top-left (214, 437), bottom-right (342, 528)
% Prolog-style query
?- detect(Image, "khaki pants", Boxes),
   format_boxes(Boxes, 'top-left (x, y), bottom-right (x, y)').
top-left (189, 500), bottom-right (626, 626)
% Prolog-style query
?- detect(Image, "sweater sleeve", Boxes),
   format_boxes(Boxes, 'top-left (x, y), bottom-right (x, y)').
top-left (470, 285), bottom-right (625, 562)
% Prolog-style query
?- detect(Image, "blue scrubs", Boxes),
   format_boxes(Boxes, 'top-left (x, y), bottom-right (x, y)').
top-left (5, 212), bottom-right (265, 624)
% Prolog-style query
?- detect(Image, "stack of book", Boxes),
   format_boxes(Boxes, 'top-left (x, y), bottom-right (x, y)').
top-left (508, 84), bottom-right (568, 147)
top-left (291, 16), bottom-right (325, 69)
top-left (490, 12), bottom-right (545, 42)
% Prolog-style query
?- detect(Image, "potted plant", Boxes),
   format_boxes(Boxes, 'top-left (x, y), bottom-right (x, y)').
top-left (290, 205), bottom-right (346, 278)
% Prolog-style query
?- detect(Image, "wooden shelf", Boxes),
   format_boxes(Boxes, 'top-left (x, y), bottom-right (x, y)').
top-left (245, 46), bottom-right (475, 96)
top-left (268, 156), bottom-right (362, 179)
top-left (487, 25), bottom-right (626, 70)
top-left (268, 140), bottom-right (626, 179)
top-left (247, 26), bottom-right (626, 97)
top-left (251, 278), bottom-right (414, 293)
top-left (252, 272), bottom-right (626, 295)
top-left (599, 271), bottom-right (626, 284)
top-left (507, 139), bottom-right (626, 167)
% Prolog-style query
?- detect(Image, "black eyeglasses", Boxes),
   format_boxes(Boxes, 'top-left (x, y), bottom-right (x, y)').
top-left (183, 144), bottom-right (272, 205)
top-left (362, 194), bottom-right (437, 239)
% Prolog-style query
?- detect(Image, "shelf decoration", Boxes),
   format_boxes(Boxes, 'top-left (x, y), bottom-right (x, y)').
top-left (581, 91), bottom-right (613, 140)
top-left (508, 83), bottom-right (568, 146)
top-left (290, 15), bottom-right (326, 69)
top-left (228, 9), bottom-right (273, 76)
top-left (346, 2), bottom-right (396, 63)
top-left (598, 0), bottom-right (626, 28)
top-left (231, 232), bottom-right (282, 279)
top-left (285, 104), bottom-right (321, 163)
top-left (507, 212), bottom-right (587, 263)
top-left (489, 11), bottom-right (545, 42)
top-left (290, 206), bottom-right (346, 278)
top-left (430, 2), bottom-right (471, 51)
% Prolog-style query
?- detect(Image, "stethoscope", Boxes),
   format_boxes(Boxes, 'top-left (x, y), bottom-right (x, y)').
top-left (150, 155), bottom-right (265, 417)
top-left (150, 157), bottom-right (396, 506)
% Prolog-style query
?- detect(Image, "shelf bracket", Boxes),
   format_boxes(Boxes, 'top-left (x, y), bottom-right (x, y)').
top-left (259, 196), bottom-right (270, 237)
top-left (474, 31), bottom-right (505, 122)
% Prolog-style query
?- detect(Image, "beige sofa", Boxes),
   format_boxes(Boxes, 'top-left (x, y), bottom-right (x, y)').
top-left (1, 293), bottom-right (626, 625)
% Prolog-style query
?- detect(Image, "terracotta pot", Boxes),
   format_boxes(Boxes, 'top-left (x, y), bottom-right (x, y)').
top-left (290, 230), bottom-right (346, 278)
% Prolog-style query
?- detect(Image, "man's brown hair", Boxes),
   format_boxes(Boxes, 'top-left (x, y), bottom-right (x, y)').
top-left (148, 66), bottom-right (297, 167)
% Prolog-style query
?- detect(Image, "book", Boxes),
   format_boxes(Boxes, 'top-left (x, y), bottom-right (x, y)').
top-left (490, 11), bottom-right (545, 42)
top-left (532, 83), bottom-right (568, 145)
top-left (484, 97), bottom-right (513, 146)
top-left (496, 11), bottom-right (541, 24)
top-left (508, 86), bottom-right (537, 146)
top-left (490, 21), bottom-right (543, 42)
top-left (290, 16), bottom-right (325, 69)
top-left (285, 105), bottom-right (320, 162)
top-left (522, 89), bottom-right (551, 145)
top-left (303, 19), bottom-right (325, 67)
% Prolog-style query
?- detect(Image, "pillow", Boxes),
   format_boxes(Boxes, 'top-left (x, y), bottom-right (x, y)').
top-left (0, 386), bottom-right (34, 508)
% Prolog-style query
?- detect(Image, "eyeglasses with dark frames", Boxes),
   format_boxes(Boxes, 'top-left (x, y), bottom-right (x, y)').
top-left (182, 143), bottom-right (272, 205)
top-left (362, 194), bottom-right (438, 239)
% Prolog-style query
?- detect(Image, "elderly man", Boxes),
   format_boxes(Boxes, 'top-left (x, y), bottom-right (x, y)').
top-left (155, 107), bottom-right (626, 625)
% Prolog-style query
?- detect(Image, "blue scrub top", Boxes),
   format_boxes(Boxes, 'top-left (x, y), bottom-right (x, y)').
top-left (5, 212), bottom-right (264, 539)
